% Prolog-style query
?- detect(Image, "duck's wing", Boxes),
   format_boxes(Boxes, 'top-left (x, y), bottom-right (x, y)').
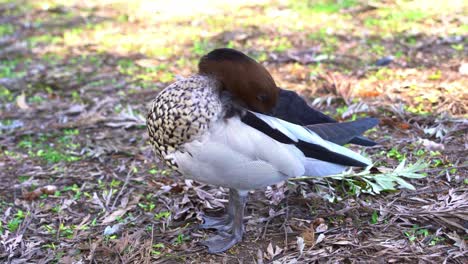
top-left (241, 111), bottom-right (373, 167)
top-left (272, 88), bottom-right (378, 146)
top-left (306, 118), bottom-right (379, 145)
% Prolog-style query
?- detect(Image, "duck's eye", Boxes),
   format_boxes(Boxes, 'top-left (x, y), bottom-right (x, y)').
top-left (256, 94), bottom-right (268, 102)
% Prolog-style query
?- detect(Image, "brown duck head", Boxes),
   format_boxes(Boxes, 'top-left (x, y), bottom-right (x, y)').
top-left (198, 48), bottom-right (279, 113)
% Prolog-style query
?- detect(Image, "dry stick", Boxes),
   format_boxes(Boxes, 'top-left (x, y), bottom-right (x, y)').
top-left (111, 162), bottom-right (134, 210)
top-left (282, 194), bottom-right (290, 249)
top-left (146, 224), bottom-right (154, 264)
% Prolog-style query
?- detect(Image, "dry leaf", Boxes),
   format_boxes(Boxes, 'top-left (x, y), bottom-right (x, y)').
top-left (41, 185), bottom-right (57, 195)
top-left (301, 225), bottom-right (315, 246)
top-left (459, 62), bottom-right (468, 75)
top-left (419, 138), bottom-right (445, 151)
top-left (296, 237), bottom-right (304, 255)
top-left (16, 93), bottom-right (30, 110)
top-left (265, 242), bottom-right (283, 260)
top-left (103, 224), bottom-right (122, 236)
top-left (102, 208), bottom-right (128, 224)
top-left (315, 223), bottom-right (328, 233)
top-left (315, 234), bottom-right (325, 244)
top-left (257, 249), bottom-right (264, 264)
top-left (23, 185), bottom-right (58, 200)
top-left (312, 218), bottom-right (325, 228)
top-left (397, 122), bottom-right (411, 130)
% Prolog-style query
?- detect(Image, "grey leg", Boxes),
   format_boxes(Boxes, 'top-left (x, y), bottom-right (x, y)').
top-left (201, 189), bottom-right (248, 253)
top-left (199, 188), bottom-right (237, 231)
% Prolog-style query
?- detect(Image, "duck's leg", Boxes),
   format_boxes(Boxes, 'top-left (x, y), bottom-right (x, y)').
top-left (199, 188), bottom-right (237, 231)
top-left (201, 189), bottom-right (247, 253)
top-left (199, 214), bottom-right (232, 231)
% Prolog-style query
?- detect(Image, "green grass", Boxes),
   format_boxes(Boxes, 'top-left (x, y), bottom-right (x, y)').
top-left (363, 8), bottom-right (431, 34)
top-left (0, 86), bottom-right (14, 102)
top-left (404, 225), bottom-right (446, 245)
top-left (18, 131), bottom-right (81, 163)
top-left (290, 0), bottom-right (358, 14)
top-left (192, 39), bottom-right (212, 56)
top-left (27, 34), bottom-right (62, 46)
top-left (0, 59), bottom-right (23, 78)
top-left (0, 23), bottom-right (14, 37)
top-left (385, 10), bottom-right (428, 22)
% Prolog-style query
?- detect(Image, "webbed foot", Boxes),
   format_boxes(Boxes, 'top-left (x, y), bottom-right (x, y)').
top-left (201, 232), bottom-right (242, 253)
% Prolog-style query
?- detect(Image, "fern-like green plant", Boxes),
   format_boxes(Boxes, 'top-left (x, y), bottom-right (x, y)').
top-left (291, 159), bottom-right (428, 196)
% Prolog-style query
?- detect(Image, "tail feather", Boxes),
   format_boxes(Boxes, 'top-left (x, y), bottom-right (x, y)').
top-left (349, 136), bottom-right (378, 146)
top-left (306, 118), bottom-right (379, 146)
top-left (273, 88), bottom-right (378, 146)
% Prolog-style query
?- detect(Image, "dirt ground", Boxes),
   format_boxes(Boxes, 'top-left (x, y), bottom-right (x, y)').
top-left (0, 0), bottom-right (467, 263)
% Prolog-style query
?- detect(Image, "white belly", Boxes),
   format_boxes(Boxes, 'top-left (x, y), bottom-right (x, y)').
top-left (166, 117), bottom-right (305, 190)
top-left (166, 117), bottom-right (348, 190)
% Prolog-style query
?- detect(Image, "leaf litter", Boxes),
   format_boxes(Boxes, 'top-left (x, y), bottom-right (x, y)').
top-left (0, 0), bottom-right (467, 263)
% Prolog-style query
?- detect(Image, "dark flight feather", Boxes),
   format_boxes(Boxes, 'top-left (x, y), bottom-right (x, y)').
top-left (273, 88), bottom-right (378, 146)
top-left (306, 118), bottom-right (379, 145)
top-left (241, 112), bottom-right (372, 167)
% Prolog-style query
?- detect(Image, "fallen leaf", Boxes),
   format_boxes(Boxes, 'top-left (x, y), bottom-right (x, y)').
top-left (459, 62), bottom-right (468, 75)
top-left (265, 242), bottom-right (283, 260)
top-left (333, 240), bottom-right (353, 245)
top-left (16, 93), bottom-right (30, 110)
top-left (41, 185), bottom-right (57, 195)
top-left (102, 208), bottom-right (128, 224)
top-left (103, 224), bottom-right (122, 236)
top-left (23, 189), bottom-right (42, 201)
top-left (315, 233), bottom-right (325, 244)
top-left (64, 104), bottom-right (86, 115)
top-left (296, 237), bottom-right (304, 255)
top-left (419, 138), bottom-right (445, 151)
top-left (301, 225), bottom-right (315, 246)
top-left (397, 122), bottom-right (411, 130)
top-left (447, 232), bottom-right (466, 250)
top-left (312, 218), bottom-right (325, 228)
top-left (23, 185), bottom-right (57, 200)
top-left (315, 223), bottom-right (328, 233)
top-left (357, 89), bottom-right (381, 98)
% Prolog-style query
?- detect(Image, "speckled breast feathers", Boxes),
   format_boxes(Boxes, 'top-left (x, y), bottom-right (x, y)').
top-left (147, 76), bottom-right (223, 168)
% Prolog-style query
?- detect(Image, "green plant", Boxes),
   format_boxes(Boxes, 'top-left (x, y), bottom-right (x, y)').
top-left (58, 223), bottom-right (74, 239)
top-left (63, 184), bottom-right (81, 200)
top-left (428, 70), bottom-right (442, 80)
top-left (6, 210), bottom-right (26, 233)
top-left (0, 24), bottom-right (14, 37)
top-left (292, 0), bottom-right (357, 14)
top-left (451, 44), bottom-right (464, 51)
top-left (404, 225), bottom-right (444, 245)
top-left (370, 211), bottom-right (379, 224)
top-left (174, 234), bottom-right (189, 245)
top-left (110, 179), bottom-right (121, 188)
top-left (293, 159), bottom-right (428, 195)
top-left (154, 211), bottom-right (171, 220)
top-left (0, 86), bottom-right (14, 101)
top-left (387, 147), bottom-right (405, 162)
top-left (152, 243), bottom-right (165, 255)
top-left (138, 202), bottom-right (156, 212)
top-left (192, 39), bottom-right (211, 56)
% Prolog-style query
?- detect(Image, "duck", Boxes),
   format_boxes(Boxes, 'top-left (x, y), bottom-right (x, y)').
top-left (146, 48), bottom-right (379, 253)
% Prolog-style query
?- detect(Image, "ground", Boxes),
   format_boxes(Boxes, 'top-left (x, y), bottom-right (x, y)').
top-left (0, 0), bottom-right (467, 263)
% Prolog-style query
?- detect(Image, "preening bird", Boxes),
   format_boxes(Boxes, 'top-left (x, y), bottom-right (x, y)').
top-left (199, 48), bottom-right (377, 146)
top-left (147, 48), bottom-right (379, 253)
